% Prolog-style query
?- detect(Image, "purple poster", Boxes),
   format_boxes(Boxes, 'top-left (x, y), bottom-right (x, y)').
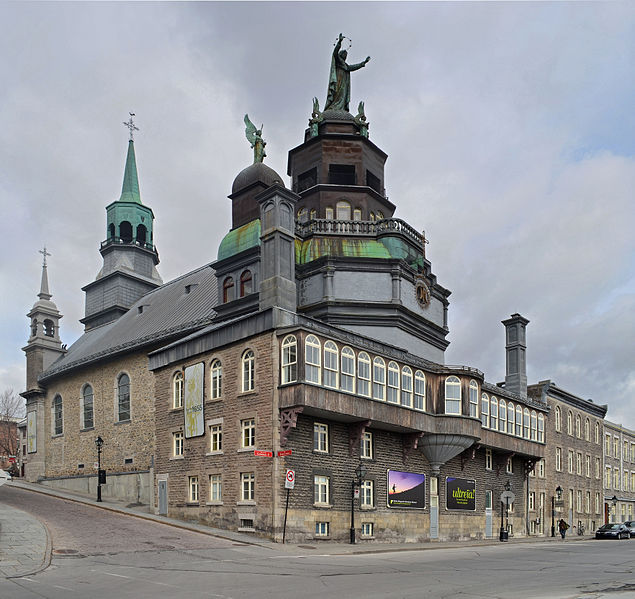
top-left (387, 470), bottom-right (426, 509)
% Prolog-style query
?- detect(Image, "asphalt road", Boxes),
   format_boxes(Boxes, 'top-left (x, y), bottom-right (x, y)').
top-left (2, 485), bottom-right (635, 599)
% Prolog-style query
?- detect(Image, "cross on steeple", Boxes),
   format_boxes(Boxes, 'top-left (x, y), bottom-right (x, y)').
top-left (123, 113), bottom-right (139, 141)
top-left (39, 246), bottom-right (51, 267)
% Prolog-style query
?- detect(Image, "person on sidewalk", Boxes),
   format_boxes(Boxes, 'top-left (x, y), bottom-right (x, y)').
top-left (558, 519), bottom-right (569, 539)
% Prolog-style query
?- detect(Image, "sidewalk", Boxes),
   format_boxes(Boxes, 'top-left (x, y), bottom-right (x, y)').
top-left (1, 479), bottom-right (589, 578)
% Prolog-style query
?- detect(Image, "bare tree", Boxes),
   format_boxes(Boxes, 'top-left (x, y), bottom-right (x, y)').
top-left (0, 388), bottom-right (24, 458)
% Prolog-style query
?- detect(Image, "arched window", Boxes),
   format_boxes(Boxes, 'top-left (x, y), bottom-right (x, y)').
top-left (281, 336), bottom-right (297, 385)
top-left (117, 374), bottom-right (130, 421)
top-left (445, 376), bottom-right (461, 415)
top-left (555, 406), bottom-right (561, 431)
top-left (499, 399), bottom-right (507, 433)
top-left (414, 371), bottom-right (425, 411)
top-left (575, 414), bottom-right (581, 438)
top-left (481, 393), bottom-right (489, 427)
top-left (109, 223), bottom-right (115, 239)
top-left (387, 362), bottom-right (400, 404)
top-left (82, 385), bottom-right (94, 429)
top-left (469, 380), bottom-right (479, 418)
top-left (353, 208), bottom-right (362, 221)
top-left (52, 394), bottom-right (63, 435)
top-left (324, 341), bottom-right (339, 389)
top-left (43, 319), bottom-right (54, 337)
top-left (341, 347), bottom-right (355, 392)
top-left (222, 277), bottom-right (235, 303)
top-left (523, 408), bottom-right (530, 439)
top-left (211, 359), bottom-right (222, 398)
top-left (357, 352), bottom-right (371, 397)
top-left (376, 211), bottom-right (384, 220)
top-left (297, 207), bottom-right (308, 223)
top-left (490, 396), bottom-right (498, 429)
top-left (325, 207), bottom-right (334, 220)
top-left (401, 367), bottom-right (413, 408)
top-left (584, 418), bottom-right (590, 441)
top-left (305, 335), bottom-right (321, 384)
top-left (309, 208), bottom-right (317, 220)
top-left (372, 357), bottom-right (386, 401)
top-left (515, 405), bottom-right (522, 436)
top-left (531, 410), bottom-right (537, 440)
top-left (507, 402), bottom-right (514, 435)
top-left (136, 224), bottom-right (147, 244)
top-left (241, 350), bottom-right (255, 392)
top-left (369, 211), bottom-right (375, 221)
top-left (336, 200), bottom-right (351, 220)
top-left (595, 422), bottom-right (600, 444)
top-left (567, 411), bottom-right (572, 435)
top-left (173, 372), bottom-right (183, 409)
top-left (538, 414), bottom-right (545, 443)
top-left (240, 270), bottom-right (253, 297)
top-left (119, 220), bottom-right (132, 242)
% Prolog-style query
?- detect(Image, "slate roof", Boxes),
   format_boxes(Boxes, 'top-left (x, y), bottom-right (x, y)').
top-left (39, 263), bottom-right (218, 382)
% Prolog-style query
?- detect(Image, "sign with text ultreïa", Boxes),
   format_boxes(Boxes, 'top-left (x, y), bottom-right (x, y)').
top-left (446, 477), bottom-right (476, 511)
top-left (184, 363), bottom-right (204, 438)
top-left (387, 470), bottom-right (425, 509)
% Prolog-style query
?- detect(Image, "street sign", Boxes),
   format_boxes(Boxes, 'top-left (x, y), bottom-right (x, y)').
top-left (278, 449), bottom-right (292, 457)
top-left (285, 469), bottom-right (295, 489)
top-left (254, 450), bottom-right (273, 457)
top-left (500, 490), bottom-right (516, 504)
top-left (94, 462), bottom-right (99, 469)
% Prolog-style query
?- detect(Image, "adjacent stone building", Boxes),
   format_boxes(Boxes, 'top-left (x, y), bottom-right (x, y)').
top-left (603, 420), bottom-right (635, 523)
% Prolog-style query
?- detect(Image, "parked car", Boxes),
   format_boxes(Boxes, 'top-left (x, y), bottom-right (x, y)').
top-left (0, 469), bottom-right (11, 483)
top-left (623, 521), bottom-right (635, 538)
top-left (595, 523), bottom-right (630, 539)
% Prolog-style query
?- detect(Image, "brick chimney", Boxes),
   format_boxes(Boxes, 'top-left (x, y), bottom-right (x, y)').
top-left (502, 313), bottom-right (529, 399)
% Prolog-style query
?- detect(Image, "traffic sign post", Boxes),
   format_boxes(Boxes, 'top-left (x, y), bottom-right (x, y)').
top-left (282, 470), bottom-right (295, 544)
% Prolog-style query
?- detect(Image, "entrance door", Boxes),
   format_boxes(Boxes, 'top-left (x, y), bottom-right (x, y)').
top-left (158, 480), bottom-right (168, 515)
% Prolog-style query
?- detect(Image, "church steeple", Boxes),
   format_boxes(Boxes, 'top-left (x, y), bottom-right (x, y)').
top-left (81, 117), bottom-right (162, 330)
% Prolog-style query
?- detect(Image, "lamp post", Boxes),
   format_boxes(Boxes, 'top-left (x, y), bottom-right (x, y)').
top-left (551, 485), bottom-right (562, 537)
top-left (95, 436), bottom-right (104, 502)
top-left (611, 495), bottom-right (618, 523)
top-left (350, 462), bottom-right (368, 544)
top-left (499, 480), bottom-right (511, 542)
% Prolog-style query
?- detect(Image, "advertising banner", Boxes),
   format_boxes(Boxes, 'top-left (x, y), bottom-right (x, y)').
top-left (27, 411), bottom-right (37, 453)
top-left (184, 363), bottom-right (204, 438)
top-left (446, 477), bottom-right (476, 511)
top-left (387, 470), bottom-right (426, 509)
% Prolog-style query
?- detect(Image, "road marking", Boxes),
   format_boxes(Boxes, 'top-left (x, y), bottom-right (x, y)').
top-left (21, 578), bottom-right (75, 591)
top-left (100, 571), bottom-right (132, 579)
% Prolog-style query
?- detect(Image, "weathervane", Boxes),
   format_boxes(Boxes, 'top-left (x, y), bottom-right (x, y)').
top-left (39, 246), bottom-right (51, 267)
top-left (123, 112), bottom-right (139, 141)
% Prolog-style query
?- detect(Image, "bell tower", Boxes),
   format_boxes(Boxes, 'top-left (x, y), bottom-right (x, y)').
top-left (81, 116), bottom-right (162, 330)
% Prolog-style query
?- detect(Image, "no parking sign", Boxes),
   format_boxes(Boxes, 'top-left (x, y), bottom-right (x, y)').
top-left (285, 469), bottom-right (295, 489)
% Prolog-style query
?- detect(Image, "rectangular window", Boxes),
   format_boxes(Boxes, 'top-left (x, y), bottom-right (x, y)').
top-left (555, 447), bottom-right (562, 472)
top-left (314, 423), bottom-right (329, 453)
top-left (209, 424), bottom-right (222, 453)
top-left (632, 472), bottom-right (635, 491)
top-left (625, 441), bottom-right (629, 462)
top-left (632, 443), bottom-right (635, 463)
top-left (241, 472), bottom-right (255, 501)
top-left (614, 468), bottom-right (620, 490)
top-left (585, 455), bottom-right (591, 478)
top-left (595, 457), bottom-right (600, 479)
top-left (614, 437), bottom-right (619, 458)
top-left (538, 459), bottom-right (545, 478)
top-left (606, 434), bottom-right (611, 455)
top-left (576, 452), bottom-right (582, 476)
top-left (328, 163), bottom-right (356, 185)
top-left (209, 474), bottom-right (222, 502)
top-left (606, 466), bottom-right (612, 489)
top-left (241, 419), bottom-right (255, 449)
top-left (315, 521), bottom-right (330, 537)
top-left (585, 491), bottom-right (591, 514)
top-left (314, 475), bottom-right (330, 505)
top-left (595, 492), bottom-right (600, 514)
top-left (173, 431), bottom-right (184, 457)
top-left (485, 490), bottom-right (492, 510)
top-left (361, 431), bottom-right (373, 459)
top-left (361, 522), bottom-right (374, 537)
top-left (568, 450), bottom-right (574, 474)
top-left (506, 458), bottom-right (513, 474)
top-left (485, 449), bottom-right (492, 470)
top-left (577, 490), bottom-right (582, 512)
top-left (528, 492), bottom-right (535, 511)
top-left (361, 480), bottom-right (374, 507)
top-left (188, 476), bottom-right (199, 502)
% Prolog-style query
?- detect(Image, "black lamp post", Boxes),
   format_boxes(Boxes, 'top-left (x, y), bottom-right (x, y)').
top-left (611, 495), bottom-right (618, 523)
top-left (95, 436), bottom-right (104, 502)
top-left (350, 462), bottom-right (368, 544)
top-left (551, 485), bottom-right (562, 537)
top-left (499, 480), bottom-right (511, 541)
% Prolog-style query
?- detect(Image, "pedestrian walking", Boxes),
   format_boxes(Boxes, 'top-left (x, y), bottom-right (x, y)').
top-left (558, 518), bottom-right (569, 539)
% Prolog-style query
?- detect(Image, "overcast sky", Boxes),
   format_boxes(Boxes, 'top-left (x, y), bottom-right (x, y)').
top-left (1, 2), bottom-right (633, 426)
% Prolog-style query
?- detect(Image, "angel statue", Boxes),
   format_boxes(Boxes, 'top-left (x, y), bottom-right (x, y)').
top-left (325, 33), bottom-right (370, 112)
top-left (244, 114), bottom-right (266, 163)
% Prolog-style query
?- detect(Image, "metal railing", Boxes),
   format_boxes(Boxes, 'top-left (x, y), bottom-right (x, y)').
top-left (295, 218), bottom-right (423, 246)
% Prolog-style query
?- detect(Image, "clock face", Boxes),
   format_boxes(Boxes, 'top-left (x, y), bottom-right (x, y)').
top-left (415, 276), bottom-right (431, 309)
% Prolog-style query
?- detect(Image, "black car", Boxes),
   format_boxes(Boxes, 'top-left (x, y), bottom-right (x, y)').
top-left (595, 523), bottom-right (630, 539)
top-left (623, 521), bottom-right (635, 538)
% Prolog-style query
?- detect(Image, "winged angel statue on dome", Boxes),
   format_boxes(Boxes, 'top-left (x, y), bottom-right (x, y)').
top-left (244, 114), bottom-right (266, 164)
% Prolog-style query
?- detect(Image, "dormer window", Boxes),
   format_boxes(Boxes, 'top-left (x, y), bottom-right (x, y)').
top-left (240, 270), bottom-right (253, 297)
top-left (223, 277), bottom-right (235, 303)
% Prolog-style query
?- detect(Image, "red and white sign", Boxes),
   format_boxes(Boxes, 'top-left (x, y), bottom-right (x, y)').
top-left (277, 449), bottom-right (292, 457)
top-left (285, 469), bottom-right (295, 489)
top-left (254, 450), bottom-right (273, 457)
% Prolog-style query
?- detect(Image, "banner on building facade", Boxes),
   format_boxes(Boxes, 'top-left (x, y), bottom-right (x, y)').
top-left (184, 363), bottom-right (204, 438)
top-left (446, 477), bottom-right (476, 511)
top-left (387, 470), bottom-right (426, 509)
top-left (27, 411), bottom-right (36, 453)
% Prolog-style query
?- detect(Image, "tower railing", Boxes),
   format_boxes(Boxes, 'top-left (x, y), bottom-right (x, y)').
top-left (101, 237), bottom-right (155, 251)
top-left (295, 218), bottom-right (422, 246)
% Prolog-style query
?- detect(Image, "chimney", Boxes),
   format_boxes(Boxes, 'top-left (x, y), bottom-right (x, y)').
top-left (502, 313), bottom-right (529, 399)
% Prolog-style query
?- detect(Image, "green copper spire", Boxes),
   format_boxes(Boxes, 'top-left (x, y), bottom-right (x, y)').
top-left (118, 139), bottom-right (142, 204)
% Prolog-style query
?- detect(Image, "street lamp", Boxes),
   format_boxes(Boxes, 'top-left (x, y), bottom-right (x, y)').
top-left (499, 480), bottom-right (512, 542)
top-left (551, 485), bottom-right (562, 537)
top-left (350, 461), bottom-right (368, 544)
top-left (95, 436), bottom-right (104, 502)
top-left (611, 495), bottom-right (618, 523)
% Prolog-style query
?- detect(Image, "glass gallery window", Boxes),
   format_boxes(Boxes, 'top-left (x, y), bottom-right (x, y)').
top-left (357, 352), bottom-right (371, 397)
top-left (414, 371), bottom-right (425, 411)
top-left (469, 380), bottom-right (478, 418)
top-left (445, 376), bottom-right (461, 415)
top-left (281, 336), bottom-right (297, 384)
top-left (305, 335), bottom-right (321, 384)
top-left (341, 347), bottom-right (355, 393)
top-left (323, 341), bottom-right (339, 389)
top-left (372, 357), bottom-right (386, 401)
